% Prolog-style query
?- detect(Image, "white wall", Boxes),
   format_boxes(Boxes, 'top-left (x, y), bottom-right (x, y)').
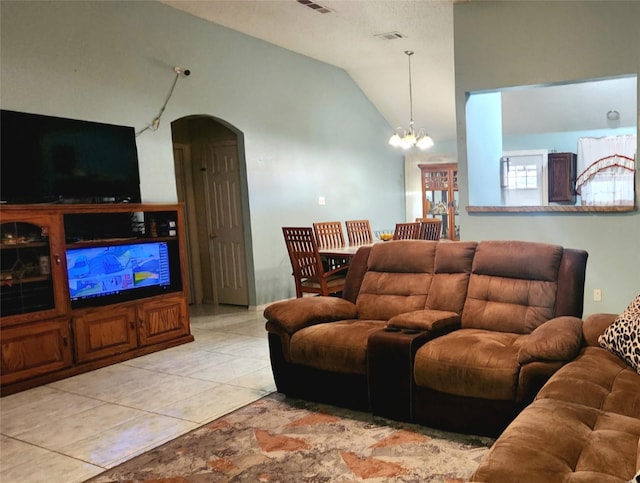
top-left (454, 1), bottom-right (640, 314)
top-left (0, 0), bottom-right (405, 306)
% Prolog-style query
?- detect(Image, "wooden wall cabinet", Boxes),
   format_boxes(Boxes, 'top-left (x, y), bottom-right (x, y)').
top-left (548, 152), bottom-right (577, 204)
top-left (419, 163), bottom-right (459, 240)
top-left (0, 203), bottom-right (193, 395)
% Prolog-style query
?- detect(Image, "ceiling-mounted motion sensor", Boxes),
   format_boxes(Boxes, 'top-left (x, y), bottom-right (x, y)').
top-left (173, 66), bottom-right (191, 76)
top-left (606, 110), bottom-right (620, 121)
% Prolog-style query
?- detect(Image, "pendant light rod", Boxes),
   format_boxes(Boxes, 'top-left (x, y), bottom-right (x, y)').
top-left (406, 50), bottom-right (414, 125)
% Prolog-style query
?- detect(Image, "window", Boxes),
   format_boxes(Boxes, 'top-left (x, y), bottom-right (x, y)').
top-left (576, 135), bottom-right (636, 206)
top-left (500, 150), bottom-right (547, 206)
top-left (504, 163), bottom-right (538, 190)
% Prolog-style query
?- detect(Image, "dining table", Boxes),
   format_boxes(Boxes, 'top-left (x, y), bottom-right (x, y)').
top-left (318, 243), bottom-right (377, 270)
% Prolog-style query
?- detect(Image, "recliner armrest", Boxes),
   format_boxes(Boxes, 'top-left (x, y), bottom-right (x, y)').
top-left (582, 313), bottom-right (617, 347)
top-left (518, 316), bottom-right (583, 364)
top-left (264, 297), bottom-right (357, 335)
top-left (387, 309), bottom-right (460, 332)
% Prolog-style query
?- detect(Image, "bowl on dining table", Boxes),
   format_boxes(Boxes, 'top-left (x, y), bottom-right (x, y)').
top-left (375, 231), bottom-right (393, 241)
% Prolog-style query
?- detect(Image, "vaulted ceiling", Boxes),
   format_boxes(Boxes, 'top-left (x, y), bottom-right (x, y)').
top-left (159, 0), bottom-right (456, 141)
top-left (159, 0), bottom-right (636, 143)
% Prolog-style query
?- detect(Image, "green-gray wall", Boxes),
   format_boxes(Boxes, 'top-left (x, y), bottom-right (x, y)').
top-left (0, 1), bottom-right (405, 306)
top-left (454, 1), bottom-right (640, 314)
top-left (5, 0), bottom-right (636, 313)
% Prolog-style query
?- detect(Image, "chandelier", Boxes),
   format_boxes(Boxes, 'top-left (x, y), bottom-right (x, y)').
top-left (388, 51), bottom-right (434, 150)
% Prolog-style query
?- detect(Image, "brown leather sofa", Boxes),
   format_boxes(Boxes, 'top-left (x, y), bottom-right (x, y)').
top-left (472, 312), bottom-right (640, 482)
top-left (264, 239), bottom-right (588, 437)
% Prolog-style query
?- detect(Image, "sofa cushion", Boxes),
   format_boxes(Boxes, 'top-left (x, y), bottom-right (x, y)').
top-left (425, 241), bottom-right (477, 314)
top-left (536, 346), bottom-right (640, 420)
top-left (356, 241), bottom-right (436, 320)
top-left (413, 328), bottom-right (522, 400)
top-left (462, 241), bottom-right (563, 334)
top-left (472, 398), bottom-right (640, 483)
top-left (471, 240), bottom-right (563, 281)
top-left (599, 293), bottom-right (640, 373)
top-left (387, 309), bottom-right (459, 332)
top-left (289, 320), bottom-right (385, 374)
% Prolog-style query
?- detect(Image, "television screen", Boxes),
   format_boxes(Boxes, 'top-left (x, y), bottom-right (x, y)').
top-left (0, 109), bottom-right (141, 204)
top-left (66, 241), bottom-right (179, 308)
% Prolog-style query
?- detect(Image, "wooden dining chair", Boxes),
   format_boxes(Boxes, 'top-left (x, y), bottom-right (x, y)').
top-left (393, 222), bottom-right (421, 240)
top-left (282, 227), bottom-right (348, 298)
top-left (416, 218), bottom-right (442, 240)
top-left (313, 221), bottom-right (348, 270)
top-left (345, 219), bottom-right (373, 246)
top-left (313, 221), bottom-right (346, 249)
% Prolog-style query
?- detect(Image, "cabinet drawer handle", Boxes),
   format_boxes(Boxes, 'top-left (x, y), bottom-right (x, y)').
top-left (54, 255), bottom-right (62, 264)
top-left (130, 321), bottom-right (135, 330)
top-left (63, 336), bottom-right (69, 346)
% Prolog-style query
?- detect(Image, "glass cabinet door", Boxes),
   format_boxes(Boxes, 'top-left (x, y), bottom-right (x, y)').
top-left (1, 221), bottom-right (55, 317)
top-left (420, 163), bottom-right (459, 240)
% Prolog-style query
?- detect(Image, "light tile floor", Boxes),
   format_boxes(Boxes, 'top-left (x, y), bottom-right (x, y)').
top-left (0, 305), bottom-right (275, 483)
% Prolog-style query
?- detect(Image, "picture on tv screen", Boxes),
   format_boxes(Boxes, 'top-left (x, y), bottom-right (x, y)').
top-left (66, 242), bottom-right (171, 302)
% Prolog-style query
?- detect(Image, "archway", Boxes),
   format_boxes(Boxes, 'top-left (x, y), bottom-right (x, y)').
top-left (171, 116), bottom-right (253, 307)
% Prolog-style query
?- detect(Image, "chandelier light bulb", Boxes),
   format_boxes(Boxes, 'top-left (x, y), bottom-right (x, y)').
top-left (402, 132), bottom-right (416, 149)
top-left (389, 131), bottom-right (403, 147)
top-left (416, 133), bottom-right (434, 150)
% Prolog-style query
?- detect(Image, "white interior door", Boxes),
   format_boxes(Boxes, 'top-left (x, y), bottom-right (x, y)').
top-left (501, 149), bottom-right (548, 206)
top-left (201, 142), bottom-right (249, 306)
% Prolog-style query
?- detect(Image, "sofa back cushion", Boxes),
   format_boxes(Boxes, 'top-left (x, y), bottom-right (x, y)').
top-left (356, 240), bottom-right (436, 320)
top-left (426, 241), bottom-right (477, 314)
top-left (462, 241), bottom-right (563, 334)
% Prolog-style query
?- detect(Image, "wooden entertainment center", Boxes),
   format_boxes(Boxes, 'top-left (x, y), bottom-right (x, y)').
top-left (0, 203), bottom-right (193, 395)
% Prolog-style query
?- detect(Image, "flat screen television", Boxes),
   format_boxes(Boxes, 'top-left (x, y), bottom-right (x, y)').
top-left (66, 239), bottom-right (182, 309)
top-left (0, 109), bottom-right (141, 204)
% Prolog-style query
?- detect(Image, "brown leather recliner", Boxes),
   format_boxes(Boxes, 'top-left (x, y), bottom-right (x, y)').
top-left (411, 240), bottom-right (588, 436)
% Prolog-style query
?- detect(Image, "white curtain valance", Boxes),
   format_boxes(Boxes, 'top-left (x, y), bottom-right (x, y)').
top-left (576, 135), bottom-right (636, 206)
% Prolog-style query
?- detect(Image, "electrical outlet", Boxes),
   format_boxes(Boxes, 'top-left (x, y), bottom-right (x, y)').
top-left (318, 196), bottom-right (326, 206)
top-left (593, 288), bottom-right (602, 302)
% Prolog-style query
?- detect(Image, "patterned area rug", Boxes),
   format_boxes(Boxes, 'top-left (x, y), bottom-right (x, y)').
top-left (89, 392), bottom-right (494, 482)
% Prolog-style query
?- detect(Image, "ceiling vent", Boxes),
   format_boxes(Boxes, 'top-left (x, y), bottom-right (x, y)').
top-left (296, 0), bottom-right (333, 14)
top-left (374, 31), bottom-right (405, 40)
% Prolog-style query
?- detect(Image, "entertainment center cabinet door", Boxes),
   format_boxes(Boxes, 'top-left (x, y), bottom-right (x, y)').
top-left (1, 318), bottom-right (73, 387)
top-left (137, 296), bottom-right (189, 347)
top-left (73, 306), bottom-right (138, 363)
top-left (1, 215), bottom-right (68, 324)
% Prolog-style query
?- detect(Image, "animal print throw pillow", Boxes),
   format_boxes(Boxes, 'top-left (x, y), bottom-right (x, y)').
top-left (599, 293), bottom-right (640, 374)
